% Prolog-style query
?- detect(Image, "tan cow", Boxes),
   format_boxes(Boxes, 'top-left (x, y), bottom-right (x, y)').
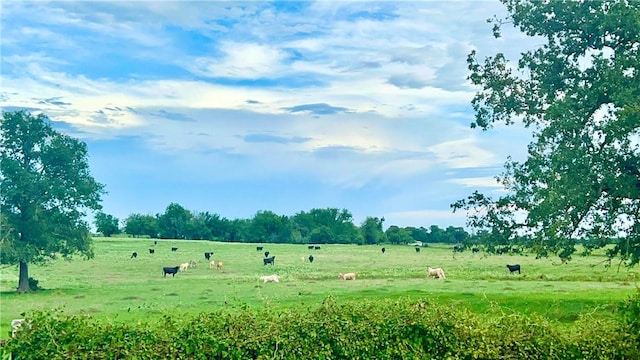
top-left (339, 272), bottom-right (356, 280)
top-left (216, 261), bottom-right (223, 270)
top-left (209, 260), bottom-right (216, 269)
top-left (427, 266), bottom-right (446, 279)
top-left (179, 262), bottom-right (189, 272)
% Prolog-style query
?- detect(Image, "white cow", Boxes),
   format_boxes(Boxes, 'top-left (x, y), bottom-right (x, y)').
top-left (339, 272), bottom-right (357, 280)
top-left (179, 262), bottom-right (189, 272)
top-left (259, 274), bottom-right (280, 283)
top-left (427, 266), bottom-right (446, 279)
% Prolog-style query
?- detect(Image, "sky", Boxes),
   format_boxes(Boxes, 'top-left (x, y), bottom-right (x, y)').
top-left (0, 0), bottom-right (539, 229)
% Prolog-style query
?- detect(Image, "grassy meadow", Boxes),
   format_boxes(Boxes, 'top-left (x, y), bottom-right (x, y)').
top-left (1, 237), bottom-right (638, 339)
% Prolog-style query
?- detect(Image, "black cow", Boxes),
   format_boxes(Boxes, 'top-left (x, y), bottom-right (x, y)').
top-left (204, 252), bottom-right (212, 260)
top-left (263, 256), bottom-right (275, 265)
top-left (453, 244), bottom-right (464, 252)
top-left (171, 247), bottom-right (178, 252)
top-left (472, 247), bottom-right (480, 254)
top-left (415, 247), bottom-right (420, 253)
top-left (507, 264), bottom-right (521, 274)
top-left (308, 255), bottom-right (314, 263)
top-left (381, 247), bottom-right (386, 254)
top-left (257, 246), bottom-right (264, 251)
top-left (154, 240), bottom-right (157, 245)
top-left (163, 266), bottom-right (180, 277)
top-left (308, 245), bottom-right (314, 250)
top-left (314, 246), bottom-right (321, 250)
top-left (131, 252), bottom-right (138, 258)
top-left (149, 249), bottom-right (155, 254)
top-left (264, 251), bottom-right (270, 258)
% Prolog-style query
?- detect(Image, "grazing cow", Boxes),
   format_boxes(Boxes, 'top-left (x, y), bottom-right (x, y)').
top-left (339, 272), bottom-right (357, 280)
top-left (259, 274), bottom-right (280, 283)
top-left (257, 246), bottom-right (264, 251)
top-left (381, 247), bottom-right (386, 254)
top-left (204, 252), bottom-right (212, 260)
top-left (453, 244), bottom-right (464, 253)
top-left (308, 255), bottom-right (314, 263)
top-left (154, 240), bottom-right (157, 245)
top-left (264, 251), bottom-right (270, 258)
top-left (427, 267), bottom-right (446, 279)
top-left (415, 247), bottom-right (420, 253)
top-left (263, 256), bottom-right (275, 265)
top-left (180, 262), bottom-right (190, 272)
top-left (163, 266), bottom-right (180, 277)
top-left (189, 259), bottom-right (197, 268)
top-left (149, 249), bottom-right (155, 254)
top-left (171, 247), bottom-right (178, 252)
top-left (131, 252), bottom-right (138, 259)
top-left (507, 264), bottom-right (521, 274)
top-left (472, 247), bottom-right (480, 254)
top-left (308, 245), bottom-right (314, 250)
top-left (314, 246), bottom-right (321, 250)
top-left (216, 261), bottom-right (223, 270)
top-left (209, 260), bottom-right (216, 269)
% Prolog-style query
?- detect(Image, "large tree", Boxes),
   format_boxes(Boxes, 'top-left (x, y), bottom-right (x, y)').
top-left (452, 0), bottom-right (640, 265)
top-left (94, 212), bottom-right (120, 237)
top-left (0, 111), bottom-right (105, 292)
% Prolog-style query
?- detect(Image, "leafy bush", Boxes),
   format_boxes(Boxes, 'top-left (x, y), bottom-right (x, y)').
top-left (3, 298), bottom-right (638, 359)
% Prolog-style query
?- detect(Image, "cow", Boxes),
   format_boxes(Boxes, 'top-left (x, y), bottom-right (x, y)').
top-left (308, 255), bottom-right (314, 263)
top-left (163, 266), bottom-right (180, 277)
top-left (381, 247), bottom-right (386, 254)
top-left (415, 247), bottom-right (420, 253)
top-left (314, 246), bottom-right (321, 250)
top-left (131, 252), bottom-right (138, 259)
top-left (263, 256), bottom-right (275, 265)
top-left (171, 247), bottom-right (178, 252)
top-left (154, 240), bottom-right (157, 245)
top-left (180, 262), bottom-right (190, 272)
top-left (259, 274), bottom-right (280, 283)
top-left (204, 252), bottom-right (211, 260)
top-left (308, 245), bottom-right (315, 250)
top-left (209, 260), bottom-right (216, 269)
top-left (216, 261), bottom-right (223, 270)
top-left (264, 251), bottom-right (270, 258)
top-left (427, 267), bottom-right (446, 279)
top-left (339, 272), bottom-right (356, 280)
top-left (453, 244), bottom-right (464, 253)
top-left (189, 259), bottom-right (197, 268)
top-left (149, 249), bottom-right (155, 254)
top-left (257, 246), bottom-right (264, 251)
top-left (507, 264), bottom-right (521, 274)
top-left (472, 247), bottom-right (480, 254)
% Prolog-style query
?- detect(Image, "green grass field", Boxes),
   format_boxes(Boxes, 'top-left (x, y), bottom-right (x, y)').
top-left (1, 237), bottom-right (638, 339)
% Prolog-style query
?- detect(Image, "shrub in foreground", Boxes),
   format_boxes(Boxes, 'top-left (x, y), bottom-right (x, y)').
top-left (3, 296), bottom-right (638, 359)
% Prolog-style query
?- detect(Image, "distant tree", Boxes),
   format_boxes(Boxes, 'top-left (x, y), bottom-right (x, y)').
top-left (385, 226), bottom-right (413, 245)
top-left (157, 203), bottom-right (192, 239)
top-left (453, 0), bottom-right (640, 265)
top-left (308, 226), bottom-right (334, 244)
top-left (124, 213), bottom-right (158, 238)
top-left (249, 210), bottom-right (291, 243)
top-left (405, 226), bottom-right (430, 243)
top-left (186, 212), bottom-right (213, 240)
top-left (0, 111), bottom-right (104, 293)
top-left (94, 212), bottom-right (120, 237)
top-left (361, 217), bottom-right (386, 245)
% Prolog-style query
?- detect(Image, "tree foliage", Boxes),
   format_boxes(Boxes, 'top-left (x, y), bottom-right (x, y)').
top-left (452, 0), bottom-right (640, 265)
top-left (94, 212), bottom-right (120, 237)
top-left (0, 111), bottom-right (104, 292)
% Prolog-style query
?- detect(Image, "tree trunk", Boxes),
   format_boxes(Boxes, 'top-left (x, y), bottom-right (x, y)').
top-left (17, 261), bottom-right (31, 293)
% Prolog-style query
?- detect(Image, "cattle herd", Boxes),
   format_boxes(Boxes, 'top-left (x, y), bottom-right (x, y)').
top-left (129, 242), bottom-right (523, 284)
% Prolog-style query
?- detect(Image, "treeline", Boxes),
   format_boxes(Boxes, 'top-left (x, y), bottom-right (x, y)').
top-left (94, 203), bottom-right (470, 245)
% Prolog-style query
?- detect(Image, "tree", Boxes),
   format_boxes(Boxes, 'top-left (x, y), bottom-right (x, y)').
top-left (94, 212), bottom-right (119, 237)
top-left (157, 203), bottom-right (192, 239)
top-left (452, 0), bottom-right (640, 265)
top-left (360, 217), bottom-right (386, 245)
top-left (0, 111), bottom-right (104, 293)
top-left (385, 226), bottom-right (413, 245)
top-left (123, 213), bottom-right (158, 238)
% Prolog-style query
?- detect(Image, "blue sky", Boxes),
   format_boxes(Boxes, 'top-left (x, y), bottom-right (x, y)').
top-left (1, 1), bottom-right (537, 229)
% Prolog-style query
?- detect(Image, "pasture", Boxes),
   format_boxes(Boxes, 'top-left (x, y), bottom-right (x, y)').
top-left (1, 237), bottom-right (638, 339)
